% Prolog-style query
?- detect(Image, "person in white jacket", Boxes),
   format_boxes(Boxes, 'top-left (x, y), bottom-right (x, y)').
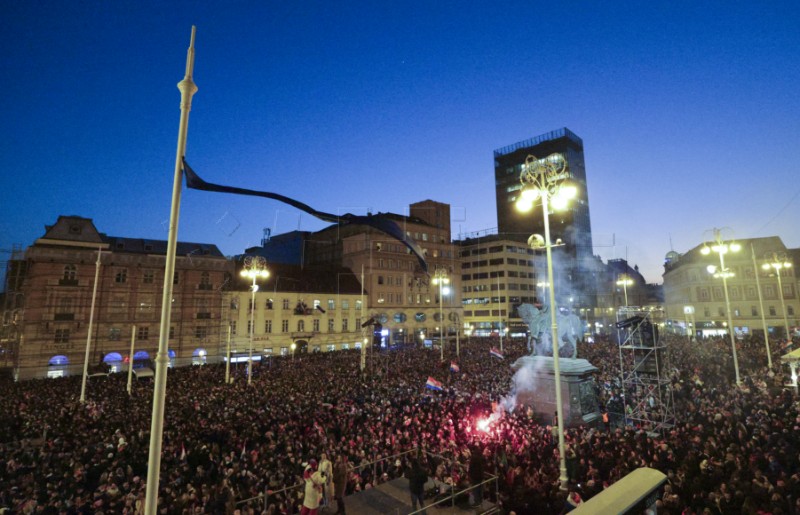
top-left (319, 452), bottom-right (334, 508)
top-left (301, 459), bottom-right (327, 515)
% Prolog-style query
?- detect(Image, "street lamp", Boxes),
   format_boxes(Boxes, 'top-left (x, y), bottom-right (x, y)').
top-left (516, 152), bottom-right (575, 490)
top-left (616, 275), bottom-right (633, 307)
top-left (240, 256), bottom-right (270, 386)
top-left (701, 228), bottom-right (741, 384)
top-left (432, 266), bottom-right (450, 360)
top-left (762, 252), bottom-right (792, 339)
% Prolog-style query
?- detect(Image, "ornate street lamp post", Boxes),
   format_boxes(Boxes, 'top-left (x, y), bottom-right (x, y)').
top-left (762, 252), bottom-right (792, 340)
top-left (616, 275), bottom-right (633, 307)
top-left (516, 152), bottom-right (577, 491)
top-left (240, 256), bottom-right (269, 386)
top-left (432, 266), bottom-right (450, 361)
top-left (701, 228), bottom-right (741, 384)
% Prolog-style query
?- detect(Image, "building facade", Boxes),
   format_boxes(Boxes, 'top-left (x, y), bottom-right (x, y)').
top-left (455, 234), bottom-right (539, 336)
top-left (494, 128), bottom-right (593, 261)
top-left (663, 236), bottom-right (799, 339)
top-left (8, 216), bottom-right (231, 380)
top-left (226, 262), bottom-right (365, 358)
top-left (296, 200), bottom-right (463, 348)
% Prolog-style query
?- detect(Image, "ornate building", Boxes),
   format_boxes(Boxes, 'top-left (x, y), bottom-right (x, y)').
top-left (7, 216), bottom-right (231, 379)
top-left (663, 236), bottom-right (799, 339)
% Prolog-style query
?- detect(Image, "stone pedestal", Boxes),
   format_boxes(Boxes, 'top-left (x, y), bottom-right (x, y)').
top-left (510, 355), bottom-right (601, 428)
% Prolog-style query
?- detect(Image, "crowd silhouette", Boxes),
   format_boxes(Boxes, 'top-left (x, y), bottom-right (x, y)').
top-left (0, 330), bottom-right (798, 514)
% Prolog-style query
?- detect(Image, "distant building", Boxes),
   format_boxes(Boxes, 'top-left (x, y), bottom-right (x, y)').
top-left (494, 128), bottom-right (593, 261)
top-left (6, 216), bottom-right (231, 380)
top-left (454, 234), bottom-right (539, 336)
top-left (663, 236), bottom-right (799, 339)
top-left (493, 128), bottom-right (596, 313)
top-left (259, 200), bottom-right (463, 347)
top-left (226, 262), bottom-right (364, 358)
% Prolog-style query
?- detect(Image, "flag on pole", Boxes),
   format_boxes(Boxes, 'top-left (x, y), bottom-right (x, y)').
top-left (490, 347), bottom-right (504, 359)
top-left (450, 362), bottom-right (460, 373)
top-left (425, 376), bottom-right (443, 391)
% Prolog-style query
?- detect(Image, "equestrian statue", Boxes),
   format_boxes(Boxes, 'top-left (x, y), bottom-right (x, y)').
top-left (517, 302), bottom-right (582, 359)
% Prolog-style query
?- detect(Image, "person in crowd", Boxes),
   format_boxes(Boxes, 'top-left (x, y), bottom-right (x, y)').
top-left (300, 459), bottom-right (326, 515)
top-left (406, 457), bottom-right (429, 515)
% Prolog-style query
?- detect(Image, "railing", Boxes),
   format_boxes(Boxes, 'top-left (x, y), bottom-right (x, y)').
top-left (234, 447), bottom-right (500, 514)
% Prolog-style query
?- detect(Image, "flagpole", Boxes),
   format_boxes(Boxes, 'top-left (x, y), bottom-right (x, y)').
top-left (145, 26), bottom-right (198, 515)
top-left (79, 247), bottom-right (103, 403)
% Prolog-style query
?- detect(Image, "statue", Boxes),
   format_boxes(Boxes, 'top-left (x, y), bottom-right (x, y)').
top-left (518, 303), bottom-right (582, 358)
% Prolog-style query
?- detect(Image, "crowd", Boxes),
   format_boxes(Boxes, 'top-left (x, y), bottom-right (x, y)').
top-left (0, 328), bottom-right (798, 514)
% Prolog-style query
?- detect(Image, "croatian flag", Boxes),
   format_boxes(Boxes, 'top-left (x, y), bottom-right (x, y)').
top-left (490, 347), bottom-right (504, 360)
top-left (425, 376), bottom-right (443, 391)
top-left (450, 362), bottom-right (460, 373)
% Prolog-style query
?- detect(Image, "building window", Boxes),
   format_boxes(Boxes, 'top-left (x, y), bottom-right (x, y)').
top-left (282, 299), bottom-right (290, 310)
top-left (266, 298), bottom-right (273, 309)
top-left (63, 265), bottom-right (77, 281)
top-left (169, 326), bottom-right (175, 339)
top-left (328, 299), bottom-right (335, 311)
top-left (769, 306), bottom-right (777, 316)
top-left (230, 321), bottom-right (237, 335)
top-left (378, 275), bottom-right (384, 285)
top-left (265, 320), bottom-right (272, 333)
top-left (138, 326), bottom-right (150, 340)
top-left (109, 327), bottom-right (121, 340)
top-left (342, 300), bottom-right (350, 310)
top-left (704, 308), bottom-right (710, 317)
top-left (342, 319), bottom-right (349, 332)
top-left (115, 269), bottom-right (128, 284)
top-left (328, 319), bottom-right (335, 332)
top-left (298, 320), bottom-right (305, 332)
top-left (313, 319), bottom-right (320, 332)
top-left (718, 307), bottom-right (724, 317)
top-left (281, 320), bottom-right (289, 332)
top-left (356, 300), bottom-right (363, 310)
top-left (173, 272), bottom-right (180, 285)
top-left (194, 326), bottom-right (208, 339)
top-left (281, 346), bottom-right (289, 356)
top-left (247, 320), bottom-right (252, 334)
top-left (54, 329), bottom-right (70, 343)
top-left (199, 272), bottom-right (212, 290)
top-left (751, 306), bottom-right (758, 316)
top-left (143, 270), bottom-right (155, 284)
top-left (789, 306), bottom-right (795, 316)
top-left (327, 344), bottom-right (336, 352)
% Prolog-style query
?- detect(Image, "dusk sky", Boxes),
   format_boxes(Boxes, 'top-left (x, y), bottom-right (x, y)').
top-left (2, 2), bottom-right (799, 284)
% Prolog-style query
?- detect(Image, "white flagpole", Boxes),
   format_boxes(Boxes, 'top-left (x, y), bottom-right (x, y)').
top-left (144, 26), bottom-right (198, 515)
top-left (79, 247), bottom-right (103, 403)
top-left (127, 325), bottom-right (136, 395)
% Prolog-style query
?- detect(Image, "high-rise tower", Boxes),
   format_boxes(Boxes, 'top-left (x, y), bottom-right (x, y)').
top-left (494, 128), bottom-right (593, 262)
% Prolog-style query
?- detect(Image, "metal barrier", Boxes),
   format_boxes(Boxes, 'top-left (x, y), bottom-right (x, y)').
top-left (234, 447), bottom-right (499, 513)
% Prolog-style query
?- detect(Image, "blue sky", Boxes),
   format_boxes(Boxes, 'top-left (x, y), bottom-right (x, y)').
top-left (2, 1), bottom-right (799, 283)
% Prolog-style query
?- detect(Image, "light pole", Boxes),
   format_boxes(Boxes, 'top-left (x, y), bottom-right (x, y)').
top-left (516, 152), bottom-right (576, 491)
top-left (432, 266), bottom-right (450, 361)
top-left (762, 252), bottom-right (792, 340)
top-left (750, 245), bottom-right (771, 368)
top-left (616, 275), bottom-right (633, 307)
top-left (701, 228), bottom-right (741, 385)
top-left (240, 256), bottom-right (270, 386)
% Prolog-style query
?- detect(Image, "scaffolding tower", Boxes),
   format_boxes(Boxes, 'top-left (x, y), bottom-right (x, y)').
top-left (615, 307), bottom-right (675, 434)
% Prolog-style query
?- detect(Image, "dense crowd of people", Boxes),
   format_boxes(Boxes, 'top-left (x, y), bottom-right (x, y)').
top-left (0, 328), bottom-right (798, 514)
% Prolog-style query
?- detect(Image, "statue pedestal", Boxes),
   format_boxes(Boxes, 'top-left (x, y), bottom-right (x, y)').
top-left (510, 356), bottom-right (601, 428)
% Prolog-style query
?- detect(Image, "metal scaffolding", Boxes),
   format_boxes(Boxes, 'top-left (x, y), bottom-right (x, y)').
top-left (615, 308), bottom-right (675, 435)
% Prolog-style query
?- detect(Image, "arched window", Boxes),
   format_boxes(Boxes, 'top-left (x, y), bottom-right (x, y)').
top-left (63, 265), bottom-right (77, 280)
top-left (298, 319), bottom-right (305, 332)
